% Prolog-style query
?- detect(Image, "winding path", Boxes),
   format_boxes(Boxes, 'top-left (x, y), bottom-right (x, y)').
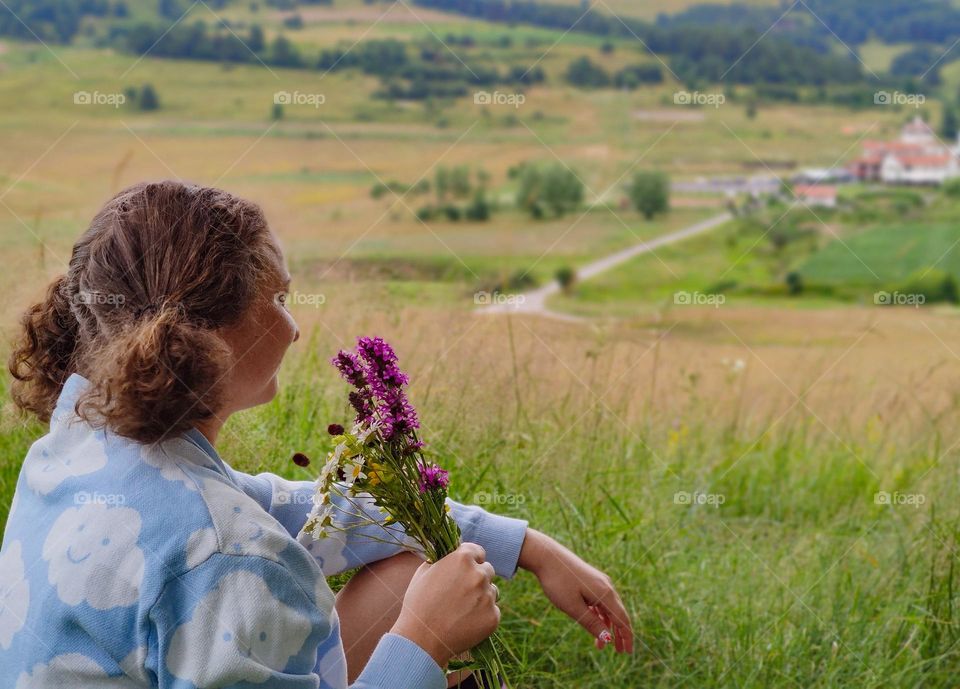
top-left (480, 212), bottom-right (732, 320)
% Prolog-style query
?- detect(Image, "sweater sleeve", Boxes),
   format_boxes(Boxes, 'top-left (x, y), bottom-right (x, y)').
top-left (353, 634), bottom-right (446, 689)
top-left (226, 466), bottom-right (528, 578)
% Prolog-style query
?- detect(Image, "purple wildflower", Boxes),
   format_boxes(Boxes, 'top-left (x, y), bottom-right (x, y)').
top-left (348, 390), bottom-right (375, 424)
top-left (332, 350), bottom-right (367, 389)
top-left (379, 388), bottom-right (419, 438)
top-left (356, 336), bottom-right (409, 397)
top-left (418, 463), bottom-right (449, 493)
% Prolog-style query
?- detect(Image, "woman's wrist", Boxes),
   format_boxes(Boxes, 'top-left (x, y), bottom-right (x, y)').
top-left (517, 528), bottom-right (552, 576)
top-left (390, 616), bottom-right (452, 669)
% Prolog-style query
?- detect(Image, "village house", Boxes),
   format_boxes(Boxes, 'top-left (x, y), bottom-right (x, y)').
top-left (793, 184), bottom-right (838, 208)
top-left (849, 116), bottom-right (960, 185)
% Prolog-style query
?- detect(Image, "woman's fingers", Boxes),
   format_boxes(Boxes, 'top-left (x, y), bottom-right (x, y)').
top-left (571, 600), bottom-right (611, 643)
top-left (599, 593), bottom-right (633, 654)
top-left (586, 587), bottom-right (634, 654)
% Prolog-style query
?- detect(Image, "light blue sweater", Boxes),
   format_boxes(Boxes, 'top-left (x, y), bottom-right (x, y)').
top-left (0, 373), bottom-right (528, 688)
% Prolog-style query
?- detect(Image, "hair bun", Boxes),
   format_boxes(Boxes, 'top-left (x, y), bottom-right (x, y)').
top-left (77, 306), bottom-right (232, 443)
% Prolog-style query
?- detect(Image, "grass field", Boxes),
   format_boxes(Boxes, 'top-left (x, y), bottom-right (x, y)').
top-left (2, 3), bottom-right (960, 685)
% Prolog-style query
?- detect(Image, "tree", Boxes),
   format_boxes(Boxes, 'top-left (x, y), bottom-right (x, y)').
top-left (270, 35), bottom-right (301, 67)
top-left (465, 189), bottom-right (491, 221)
top-left (555, 266), bottom-right (577, 293)
top-left (628, 171), bottom-right (670, 220)
top-left (943, 103), bottom-right (958, 140)
top-left (138, 83), bottom-right (160, 111)
top-left (248, 24), bottom-right (265, 52)
top-left (517, 163), bottom-right (585, 218)
top-left (565, 56), bottom-right (610, 88)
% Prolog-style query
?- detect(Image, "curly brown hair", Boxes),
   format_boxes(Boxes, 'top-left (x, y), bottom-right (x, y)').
top-left (8, 180), bottom-right (282, 443)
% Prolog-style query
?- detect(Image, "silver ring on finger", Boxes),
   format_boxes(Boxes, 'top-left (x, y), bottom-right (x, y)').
top-left (491, 583), bottom-right (500, 602)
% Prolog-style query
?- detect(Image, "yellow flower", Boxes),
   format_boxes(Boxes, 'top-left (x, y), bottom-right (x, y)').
top-left (367, 461), bottom-right (391, 486)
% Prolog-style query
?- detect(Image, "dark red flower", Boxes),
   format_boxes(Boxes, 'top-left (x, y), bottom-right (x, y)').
top-left (327, 423), bottom-right (345, 436)
top-left (292, 452), bottom-right (311, 467)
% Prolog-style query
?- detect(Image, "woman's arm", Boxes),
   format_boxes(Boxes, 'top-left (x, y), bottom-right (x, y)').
top-left (225, 466), bottom-right (527, 577)
top-left (517, 529), bottom-right (635, 654)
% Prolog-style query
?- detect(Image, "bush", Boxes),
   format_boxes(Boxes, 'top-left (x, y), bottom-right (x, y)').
top-left (555, 266), bottom-right (577, 293)
top-left (565, 56), bottom-right (610, 88)
top-left (516, 162), bottom-right (585, 218)
top-left (943, 178), bottom-right (960, 198)
top-left (889, 268), bottom-right (959, 305)
top-left (785, 271), bottom-right (804, 295)
top-left (627, 171), bottom-right (669, 219)
top-left (138, 83), bottom-right (160, 111)
top-left (465, 190), bottom-right (491, 221)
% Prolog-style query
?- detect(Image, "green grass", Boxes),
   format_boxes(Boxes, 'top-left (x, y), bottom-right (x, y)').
top-left (5, 333), bottom-right (957, 688)
top-left (799, 225), bottom-right (960, 286)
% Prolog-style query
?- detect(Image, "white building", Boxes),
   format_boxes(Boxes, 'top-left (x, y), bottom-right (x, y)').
top-left (850, 116), bottom-right (960, 186)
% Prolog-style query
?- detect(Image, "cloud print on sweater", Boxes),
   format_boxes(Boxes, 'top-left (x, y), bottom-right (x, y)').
top-left (166, 570), bottom-right (312, 685)
top-left (42, 503), bottom-right (145, 610)
top-left (15, 653), bottom-right (140, 689)
top-left (25, 421), bottom-right (108, 496)
top-left (0, 541), bottom-right (29, 650)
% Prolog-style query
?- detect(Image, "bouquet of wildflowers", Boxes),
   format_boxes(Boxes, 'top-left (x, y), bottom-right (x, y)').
top-left (304, 336), bottom-right (508, 687)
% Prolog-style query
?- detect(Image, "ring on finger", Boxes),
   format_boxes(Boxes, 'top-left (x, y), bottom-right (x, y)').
top-left (491, 583), bottom-right (500, 602)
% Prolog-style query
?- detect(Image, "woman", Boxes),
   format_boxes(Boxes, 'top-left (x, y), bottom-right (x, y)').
top-left (0, 181), bottom-right (632, 688)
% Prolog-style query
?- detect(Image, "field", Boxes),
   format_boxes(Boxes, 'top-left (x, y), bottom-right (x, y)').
top-left (3, 1), bottom-right (960, 687)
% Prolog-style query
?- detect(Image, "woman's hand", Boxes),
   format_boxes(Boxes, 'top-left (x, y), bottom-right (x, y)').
top-left (519, 529), bottom-right (634, 654)
top-left (391, 543), bottom-right (500, 667)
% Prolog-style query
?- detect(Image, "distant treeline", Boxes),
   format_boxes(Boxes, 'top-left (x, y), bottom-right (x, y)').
top-left (411, 0), bottom-right (864, 86)
top-left (117, 22), bottom-right (545, 99)
top-left (660, 0), bottom-right (960, 47)
top-left (0, 0), bottom-right (113, 43)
